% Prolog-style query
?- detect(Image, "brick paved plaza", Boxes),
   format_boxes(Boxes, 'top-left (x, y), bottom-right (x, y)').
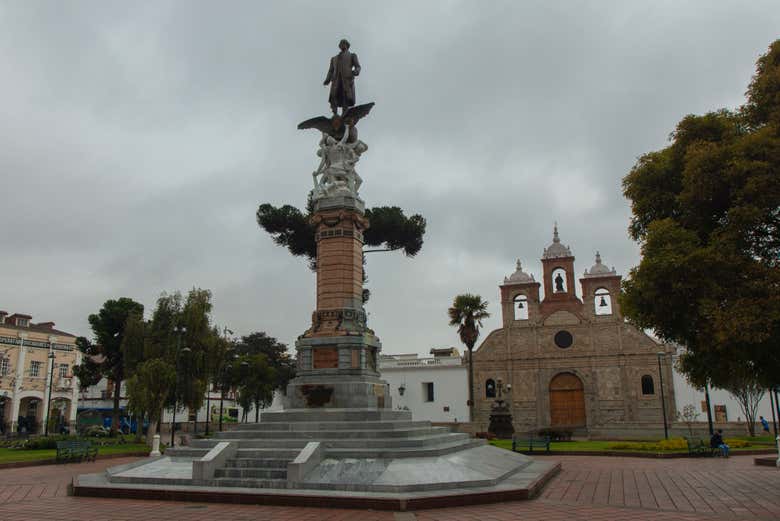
top-left (1, 454), bottom-right (779, 520)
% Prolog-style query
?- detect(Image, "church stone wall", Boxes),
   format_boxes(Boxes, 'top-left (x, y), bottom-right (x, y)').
top-left (472, 235), bottom-right (676, 437)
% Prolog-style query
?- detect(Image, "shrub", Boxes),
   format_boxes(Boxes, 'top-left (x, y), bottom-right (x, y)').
top-left (537, 428), bottom-right (573, 441)
top-left (606, 438), bottom-right (688, 452)
top-left (82, 425), bottom-right (109, 438)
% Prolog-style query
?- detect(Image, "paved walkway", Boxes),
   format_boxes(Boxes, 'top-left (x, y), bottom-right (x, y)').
top-left (0, 454), bottom-right (778, 520)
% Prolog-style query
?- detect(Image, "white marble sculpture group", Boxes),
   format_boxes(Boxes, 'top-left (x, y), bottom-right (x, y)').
top-left (311, 129), bottom-right (367, 200)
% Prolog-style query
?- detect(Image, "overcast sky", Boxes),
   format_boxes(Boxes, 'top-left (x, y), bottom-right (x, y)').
top-left (1, 2), bottom-right (777, 355)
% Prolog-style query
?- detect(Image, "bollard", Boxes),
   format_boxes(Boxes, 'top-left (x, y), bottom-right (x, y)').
top-left (151, 434), bottom-right (162, 457)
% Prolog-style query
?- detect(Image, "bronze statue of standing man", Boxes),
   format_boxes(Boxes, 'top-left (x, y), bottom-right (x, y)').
top-left (324, 39), bottom-right (361, 115)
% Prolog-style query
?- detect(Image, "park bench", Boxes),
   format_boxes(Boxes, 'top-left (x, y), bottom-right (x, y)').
top-left (56, 440), bottom-right (98, 463)
top-left (684, 436), bottom-right (715, 457)
top-left (511, 434), bottom-right (551, 453)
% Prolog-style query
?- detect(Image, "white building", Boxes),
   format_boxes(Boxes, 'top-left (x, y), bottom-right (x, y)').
top-left (670, 350), bottom-right (777, 429)
top-left (380, 348), bottom-right (469, 423)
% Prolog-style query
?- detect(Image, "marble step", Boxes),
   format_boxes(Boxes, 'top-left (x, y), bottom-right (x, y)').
top-left (214, 426), bottom-right (449, 440)
top-left (163, 447), bottom-right (210, 458)
top-left (224, 458), bottom-right (291, 469)
top-left (214, 467), bottom-right (287, 480)
top-left (228, 420), bottom-right (428, 431)
top-left (260, 409), bottom-right (412, 423)
top-left (325, 438), bottom-right (485, 459)
top-left (228, 432), bottom-right (469, 450)
top-left (234, 448), bottom-right (302, 459)
top-left (207, 477), bottom-right (288, 489)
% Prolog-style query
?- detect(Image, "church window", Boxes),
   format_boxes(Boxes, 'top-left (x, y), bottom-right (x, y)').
top-left (486, 379), bottom-right (496, 398)
top-left (594, 288), bottom-right (613, 315)
top-left (552, 268), bottom-right (567, 293)
top-left (641, 375), bottom-right (655, 395)
top-left (554, 330), bottom-right (573, 349)
top-left (513, 295), bottom-right (528, 320)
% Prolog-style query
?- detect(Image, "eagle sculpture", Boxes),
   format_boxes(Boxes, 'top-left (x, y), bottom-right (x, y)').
top-left (297, 102), bottom-right (375, 143)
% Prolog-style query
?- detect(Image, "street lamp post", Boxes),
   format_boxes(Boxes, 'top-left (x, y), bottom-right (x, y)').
top-left (704, 381), bottom-right (714, 436)
top-left (170, 326), bottom-right (188, 446)
top-left (219, 362), bottom-right (231, 432)
top-left (239, 360), bottom-right (249, 423)
top-left (44, 350), bottom-right (55, 436)
top-left (657, 351), bottom-right (669, 440)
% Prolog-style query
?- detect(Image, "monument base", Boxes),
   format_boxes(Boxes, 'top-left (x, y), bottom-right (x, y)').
top-left (286, 374), bottom-right (391, 409)
top-left (290, 333), bottom-right (390, 409)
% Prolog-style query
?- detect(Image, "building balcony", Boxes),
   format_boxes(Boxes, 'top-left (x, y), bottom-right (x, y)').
top-left (55, 377), bottom-right (74, 390)
top-left (380, 356), bottom-right (463, 369)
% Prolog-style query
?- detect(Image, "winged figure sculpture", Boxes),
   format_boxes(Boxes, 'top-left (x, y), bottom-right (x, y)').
top-left (297, 102), bottom-right (375, 143)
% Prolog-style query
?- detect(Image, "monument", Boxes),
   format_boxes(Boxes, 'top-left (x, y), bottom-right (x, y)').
top-left (74, 40), bottom-right (559, 510)
top-left (286, 43), bottom-right (384, 409)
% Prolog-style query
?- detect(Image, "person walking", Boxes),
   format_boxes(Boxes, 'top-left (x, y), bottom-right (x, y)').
top-left (760, 416), bottom-right (770, 434)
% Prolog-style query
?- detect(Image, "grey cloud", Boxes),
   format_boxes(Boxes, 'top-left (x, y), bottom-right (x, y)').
top-left (0, 1), bottom-right (777, 354)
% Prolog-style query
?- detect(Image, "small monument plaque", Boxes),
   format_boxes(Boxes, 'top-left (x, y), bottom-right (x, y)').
top-left (312, 348), bottom-right (339, 369)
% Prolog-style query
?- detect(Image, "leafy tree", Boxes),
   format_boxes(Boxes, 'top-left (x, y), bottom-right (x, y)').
top-left (257, 200), bottom-right (426, 301)
top-left (234, 332), bottom-right (296, 394)
top-left (726, 373), bottom-right (766, 437)
top-left (233, 354), bottom-right (276, 422)
top-left (448, 294), bottom-right (490, 420)
top-left (126, 358), bottom-right (176, 443)
top-left (621, 40), bottom-right (780, 387)
top-left (176, 288), bottom-right (216, 429)
top-left (73, 297), bottom-right (144, 435)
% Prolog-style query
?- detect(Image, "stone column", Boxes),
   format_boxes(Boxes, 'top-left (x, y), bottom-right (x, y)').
top-left (286, 194), bottom-right (390, 409)
top-left (11, 333), bottom-right (28, 432)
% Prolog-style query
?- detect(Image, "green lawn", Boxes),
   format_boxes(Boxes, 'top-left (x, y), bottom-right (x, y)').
top-left (489, 439), bottom-right (771, 453)
top-left (490, 440), bottom-right (630, 452)
top-left (0, 443), bottom-right (149, 464)
top-left (730, 435), bottom-right (776, 444)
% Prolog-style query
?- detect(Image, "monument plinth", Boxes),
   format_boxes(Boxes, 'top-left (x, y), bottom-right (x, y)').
top-left (286, 192), bottom-right (391, 408)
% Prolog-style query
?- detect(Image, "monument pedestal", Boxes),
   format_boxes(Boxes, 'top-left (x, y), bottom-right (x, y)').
top-left (287, 333), bottom-right (390, 409)
top-left (286, 193), bottom-right (391, 409)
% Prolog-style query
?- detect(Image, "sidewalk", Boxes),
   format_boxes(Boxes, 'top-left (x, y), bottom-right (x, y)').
top-left (0, 454), bottom-right (778, 520)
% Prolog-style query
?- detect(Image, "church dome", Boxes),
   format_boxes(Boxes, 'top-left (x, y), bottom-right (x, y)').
top-left (504, 259), bottom-right (535, 285)
top-left (541, 223), bottom-right (572, 260)
top-left (584, 251), bottom-right (617, 278)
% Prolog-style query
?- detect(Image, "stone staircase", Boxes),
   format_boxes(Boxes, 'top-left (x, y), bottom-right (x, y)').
top-left (166, 409), bottom-right (482, 489)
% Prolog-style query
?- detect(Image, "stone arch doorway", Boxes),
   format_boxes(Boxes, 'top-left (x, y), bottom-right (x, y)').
top-left (549, 372), bottom-right (586, 427)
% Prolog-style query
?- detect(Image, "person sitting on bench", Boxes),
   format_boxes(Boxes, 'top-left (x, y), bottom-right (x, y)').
top-left (710, 429), bottom-right (729, 457)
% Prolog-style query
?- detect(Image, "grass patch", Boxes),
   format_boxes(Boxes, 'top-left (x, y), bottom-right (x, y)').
top-left (0, 443), bottom-right (149, 464)
top-left (489, 437), bottom-right (766, 453)
top-left (489, 439), bottom-right (618, 452)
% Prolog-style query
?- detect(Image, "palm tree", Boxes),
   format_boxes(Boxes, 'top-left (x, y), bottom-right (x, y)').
top-left (448, 294), bottom-right (490, 421)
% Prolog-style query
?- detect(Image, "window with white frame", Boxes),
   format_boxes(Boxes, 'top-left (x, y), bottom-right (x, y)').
top-left (58, 364), bottom-right (68, 378)
top-left (0, 357), bottom-right (8, 376)
top-left (30, 360), bottom-right (42, 377)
